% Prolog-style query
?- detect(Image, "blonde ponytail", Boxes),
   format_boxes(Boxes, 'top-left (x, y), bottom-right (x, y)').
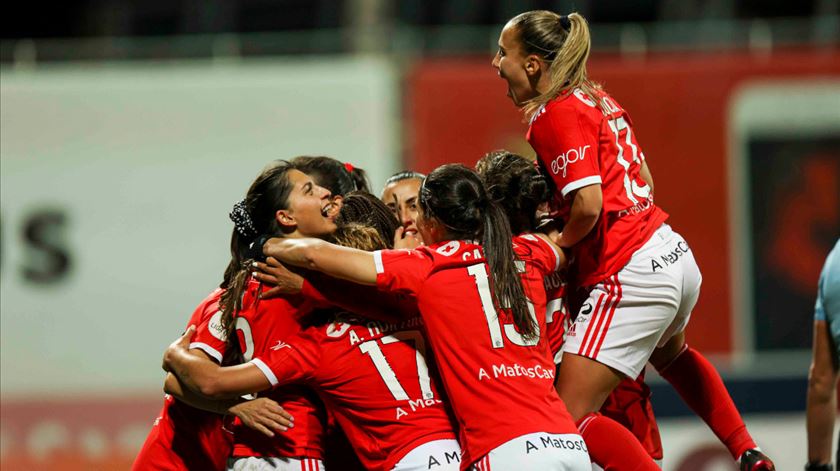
top-left (509, 11), bottom-right (602, 119)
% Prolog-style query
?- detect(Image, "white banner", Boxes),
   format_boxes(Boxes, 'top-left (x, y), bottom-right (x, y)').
top-left (1, 58), bottom-right (399, 396)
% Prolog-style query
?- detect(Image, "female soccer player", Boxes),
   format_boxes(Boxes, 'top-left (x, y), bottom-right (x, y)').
top-left (255, 164), bottom-right (591, 470)
top-left (164, 195), bottom-right (462, 471)
top-left (476, 149), bottom-right (661, 467)
top-left (192, 160), bottom-right (341, 471)
top-left (133, 287), bottom-right (293, 471)
top-left (134, 160), bottom-right (334, 471)
top-left (381, 170), bottom-right (425, 245)
top-left (491, 10), bottom-right (773, 470)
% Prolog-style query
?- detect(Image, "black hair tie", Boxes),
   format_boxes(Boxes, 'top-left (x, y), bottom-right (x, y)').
top-left (559, 15), bottom-right (572, 30)
top-left (247, 234), bottom-right (273, 262)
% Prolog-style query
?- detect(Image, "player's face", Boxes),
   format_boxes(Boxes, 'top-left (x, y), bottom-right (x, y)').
top-left (278, 169), bottom-right (339, 238)
top-left (492, 24), bottom-right (538, 106)
top-left (382, 178), bottom-right (422, 238)
top-left (415, 205), bottom-right (441, 246)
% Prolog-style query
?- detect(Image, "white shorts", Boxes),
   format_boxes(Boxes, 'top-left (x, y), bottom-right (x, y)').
top-left (471, 432), bottom-right (590, 470)
top-left (228, 456), bottom-right (324, 471)
top-left (562, 224), bottom-right (702, 379)
top-left (393, 439), bottom-right (461, 470)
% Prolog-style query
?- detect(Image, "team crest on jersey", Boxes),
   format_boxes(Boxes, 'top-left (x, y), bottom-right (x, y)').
top-left (435, 241), bottom-right (461, 256)
top-left (208, 310), bottom-right (227, 341)
top-left (326, 321), bottom-right (351, 338)
top-left (573, 89), bottom-right (597, 107)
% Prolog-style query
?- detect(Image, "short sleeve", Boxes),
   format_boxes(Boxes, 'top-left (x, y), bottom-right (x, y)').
top-left (514, 234), bottom-right (561, 277)
top-left (190, 307), bottom-right (228, 364)
top-left (251, 331), bottom-right (321, 387)
top-left (373, 249), bottom-right (434, 296)
top-left (530, 103), bottom-right (601, 198)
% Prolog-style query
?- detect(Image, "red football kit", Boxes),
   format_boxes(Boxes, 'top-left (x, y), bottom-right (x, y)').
top-left (527, 88), bottom-right (669, 286)
top-left (133, 288), bottom-right (233, 471)
top-left (251, 313), bottom-right (458, 471)
top-left (218, 280), bottom-right (327, 460)
top-left (373, 235), bottom-right (578, 469)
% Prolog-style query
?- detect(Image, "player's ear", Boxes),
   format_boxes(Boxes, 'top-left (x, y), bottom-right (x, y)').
top-left (275, 209), bottom-right (296, 230)
top-left (524, 54), bottom-right (543, 76)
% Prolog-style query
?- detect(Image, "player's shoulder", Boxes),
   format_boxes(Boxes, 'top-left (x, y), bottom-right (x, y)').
top-left (188, 287), bottom-right (224, 325)
top-left (513, 233), bottom-right (552, 257)
top-left (513, 233), bottom-right (560, 273)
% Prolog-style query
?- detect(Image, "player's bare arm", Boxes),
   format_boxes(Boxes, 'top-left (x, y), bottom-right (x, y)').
top-left (263, 237), bottom-right (378, 285)
top-left (252, 256), bottom-right (305, 299)
top-left (639, 161), bottom-right (655, 196)
top-left (531, 232), bottom-right (568, 269)
top-left (163, 326), bottom-right (272, 400)
top-left (556, 184), bottom-right (602, 248)
top-left (163, 367), bottom-right (294, 437)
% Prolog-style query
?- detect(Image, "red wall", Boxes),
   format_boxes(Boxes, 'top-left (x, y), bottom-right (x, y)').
top-left (405, 49), bottom-right (840, 354)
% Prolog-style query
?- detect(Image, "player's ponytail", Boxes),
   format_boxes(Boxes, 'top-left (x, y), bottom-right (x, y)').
top-left (219, 160), bottom-right (295, 364)
top-left (476, 150), bottom-right (549, 235)
top-left (509, 10), bottom-right (602, 119)
top-left (420, 164), bottom-right (536, 339)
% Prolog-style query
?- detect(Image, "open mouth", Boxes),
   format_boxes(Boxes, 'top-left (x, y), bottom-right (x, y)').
top-left (321, 202), bottom-right (341, 219)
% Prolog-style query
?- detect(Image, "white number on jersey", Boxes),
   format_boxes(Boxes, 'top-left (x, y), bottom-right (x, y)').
top-left (358, 330), bottom-right (434, 401)
top-left (607, 116), bottom-right (651, 204)
top-left (235, 317), bottom-right (255, 361)
top-left (467, 263), bottom-right (540, 349)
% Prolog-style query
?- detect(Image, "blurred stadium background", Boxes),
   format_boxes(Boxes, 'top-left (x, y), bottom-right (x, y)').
top-left (1, 1), bottom-right (838, 469)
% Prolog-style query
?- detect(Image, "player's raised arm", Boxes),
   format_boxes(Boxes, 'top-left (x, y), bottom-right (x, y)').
top-left (262, 237), bottom-right (378, 285)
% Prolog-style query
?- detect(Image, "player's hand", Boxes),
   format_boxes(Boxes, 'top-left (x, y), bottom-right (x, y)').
top-left (393, 226), bottom-right (422, 250)
top-left (162, 325), bottom-right (196, 373)
top-left (251, 257), bottom-right (304, 299)
top-left (229, 397), bottom-right (295, 437)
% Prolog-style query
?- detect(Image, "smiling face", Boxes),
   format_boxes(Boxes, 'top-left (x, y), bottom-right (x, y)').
top-left (382, 178), bottom-right (422, 238)
top-left (275, 169), bottom-right (339, 238)
top-left (491, 23), bottom-right (544, 106)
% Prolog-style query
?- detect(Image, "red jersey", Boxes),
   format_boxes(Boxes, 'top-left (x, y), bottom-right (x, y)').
top-left (133, 289), bottom-right (233, 471)
top-left (527, 88), bottom-right (669, 286)
top-left (251, 313), bottom-right (457, 471)
top-left (227, 281), bottom-right (327, 459)
top-left (374, 236), bottom-right (577, 469)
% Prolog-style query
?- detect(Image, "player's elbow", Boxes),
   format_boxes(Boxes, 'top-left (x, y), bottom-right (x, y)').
top-left (163, 374), bottom-right (179, 397)
top-left (196, 377), bottom-right (229, 400)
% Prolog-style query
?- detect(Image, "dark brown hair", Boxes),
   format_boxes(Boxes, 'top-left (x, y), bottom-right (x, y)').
top-left (476, 150), bottom-right (549, 235)
top-left (291, 155), bottom-right (371, 195)
top-left (218, 160), bottom-right (296, 364)
top-left (334, 191), bottom-right (400, 249)
top-left (419, 164), bottom-right (536, 338)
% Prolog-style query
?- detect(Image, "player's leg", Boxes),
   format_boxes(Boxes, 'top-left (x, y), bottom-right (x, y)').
top-left (648, 234), bottom-right (771, 469)
top-left (392, 439), bottom-right (461, 471)
top-left (473, 432), bottom-right (590, 471)
top-left (557, 280), bottom-right (668, 468)
top-left (600, 371), bottom-right (664, 464)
